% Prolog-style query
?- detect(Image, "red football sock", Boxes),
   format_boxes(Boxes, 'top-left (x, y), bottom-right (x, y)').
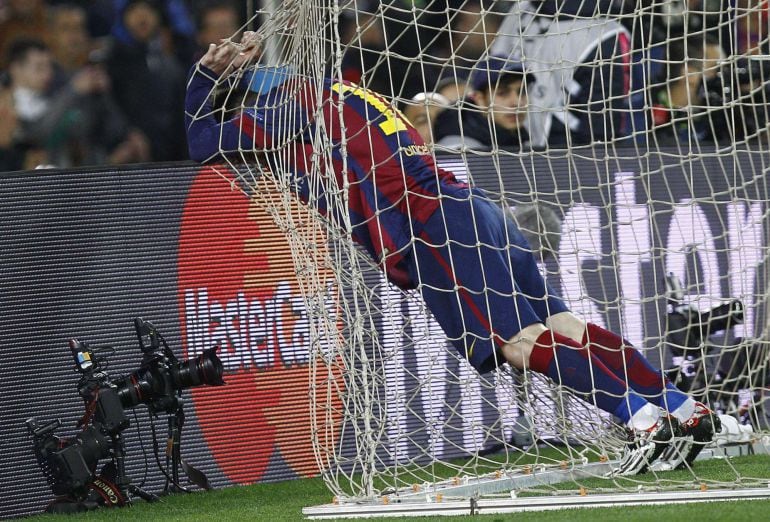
top-left (527, 329), bottom-right (648, 425)
top-left (582, 323), bottom-right (688, 411)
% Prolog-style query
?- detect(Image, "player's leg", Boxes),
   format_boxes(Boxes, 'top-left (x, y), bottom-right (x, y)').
top-left (547, 313), bottom-right (693, 416)
top-left (412, 194), bottom-right (677, 464)
top-left (412, 228), bottom-right (657, 431)
top-left (498, 206), bottom-right (687, 473)
top-left (546, 312), bottom-right (720, 468)
top-left (410, 190), bottom-right (567, 371)
top-left (415, 192), bottom-right (653, 415)
top-left (496, 213), bottom-right (656, 423)
top-left (411, 223), bottom-right (653, 428)
top-left (408, 194), bottom-right (533, 372)
top-left (502, 323), bottom-right (660, 429)
top-left (501, 323), bottom-right (680, 476)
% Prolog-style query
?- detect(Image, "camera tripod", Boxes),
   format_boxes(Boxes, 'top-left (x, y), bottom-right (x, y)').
top-left (100, 431), bottom-right (159, 505)
top-left (147, 396), bottom-right (212, 494)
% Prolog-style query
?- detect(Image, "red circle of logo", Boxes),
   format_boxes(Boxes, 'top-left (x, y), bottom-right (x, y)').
top-left (178, 166), bottom-right (343, 484)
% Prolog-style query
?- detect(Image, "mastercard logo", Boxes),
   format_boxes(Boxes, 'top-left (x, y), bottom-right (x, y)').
top-left (177, 166), bottom-right (344, 484)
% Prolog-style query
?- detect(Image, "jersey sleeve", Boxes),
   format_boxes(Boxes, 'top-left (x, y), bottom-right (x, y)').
top-left (185, 66), bottom-right (310, 162)
top-left (184, 65), bottom-right (255, 163)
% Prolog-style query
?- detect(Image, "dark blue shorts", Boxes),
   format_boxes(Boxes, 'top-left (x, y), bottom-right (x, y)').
top-left (407, 189), bottom-right (568, 373)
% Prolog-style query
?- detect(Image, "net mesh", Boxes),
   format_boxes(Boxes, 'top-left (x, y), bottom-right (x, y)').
top-left (185, 0), bottom-right (770, 504)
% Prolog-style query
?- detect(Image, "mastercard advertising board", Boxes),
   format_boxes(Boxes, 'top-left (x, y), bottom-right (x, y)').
top-left (178, 166), bottom-right (344, 483)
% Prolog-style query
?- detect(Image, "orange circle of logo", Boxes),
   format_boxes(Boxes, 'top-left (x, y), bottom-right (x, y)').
top-left (178, 166), bottom-right (344, 484)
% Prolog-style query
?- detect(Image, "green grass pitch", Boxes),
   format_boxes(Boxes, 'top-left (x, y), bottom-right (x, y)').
top-left (25, 454), bottom-right (770, 521)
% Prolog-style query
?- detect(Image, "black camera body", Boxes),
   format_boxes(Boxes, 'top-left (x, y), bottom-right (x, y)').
top-left (665, 273), bottom-right (744, 353)
top-left (27, 418), bottom-right (110, 497)
top-left (699, 56), bottom-right (770, 143)
top-left (112, 318), bottom-right (224, 413)
top-left (664, 274), bottom-right (770, 429)
top-left (27, 318), bottom-right (225, 510)
top-left (27, 390), bottom-right (127, 490)
top-left (28, 342), bottom-right (131, 499)
top-left (666, 299), bottom-right (744, 352)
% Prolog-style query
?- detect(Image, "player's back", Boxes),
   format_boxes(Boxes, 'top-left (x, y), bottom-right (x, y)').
top-left (321, 79), bottom-right (458, 202)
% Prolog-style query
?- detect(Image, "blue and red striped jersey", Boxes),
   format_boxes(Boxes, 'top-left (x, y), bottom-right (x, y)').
top-left (186, 67), bottom-right (467, 289)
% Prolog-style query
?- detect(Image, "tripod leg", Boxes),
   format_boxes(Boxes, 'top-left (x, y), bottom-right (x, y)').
top-left (128, 484), bottom-right (159, 503)
top-left (163, 402), bottom-right (192, 494)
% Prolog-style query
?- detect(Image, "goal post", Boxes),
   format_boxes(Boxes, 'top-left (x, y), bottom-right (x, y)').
top-left (186, 0), bottom-right (770, 515)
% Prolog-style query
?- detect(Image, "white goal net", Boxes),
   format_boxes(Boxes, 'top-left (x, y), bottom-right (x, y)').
top-left (185, 0), bottom-right (770, 514)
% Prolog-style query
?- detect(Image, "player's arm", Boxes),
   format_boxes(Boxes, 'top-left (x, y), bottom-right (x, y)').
top-left (184, 65), bottom-right (246, 162)
top-left (185, 34), bottom-right (261, 162)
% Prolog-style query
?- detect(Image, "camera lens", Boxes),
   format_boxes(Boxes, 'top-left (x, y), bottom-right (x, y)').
top-left (115, 348), bottom-right (224, 409)
top-left (115, 370), bottom-right (156, 409)
top-left (174, 348), bottom-right (225, 388)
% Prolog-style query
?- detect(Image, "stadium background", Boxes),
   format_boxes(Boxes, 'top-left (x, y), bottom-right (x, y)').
top-left (1, 149), bottom-right (768, 518)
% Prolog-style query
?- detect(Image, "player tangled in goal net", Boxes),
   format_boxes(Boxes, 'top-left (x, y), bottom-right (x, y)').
top-left (185, 29), bottom-right (722, 478)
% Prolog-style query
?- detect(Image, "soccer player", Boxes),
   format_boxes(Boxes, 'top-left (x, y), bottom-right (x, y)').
top-left (185, 35), bottom-right (719, 476)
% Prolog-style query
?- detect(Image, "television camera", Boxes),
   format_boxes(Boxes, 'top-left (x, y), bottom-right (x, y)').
top-left (664, 274), bottom-right (769, 427)
top-left (27, 318), bottom-right (224, 512)
top-left (701, 55), bottom-right (770, 143)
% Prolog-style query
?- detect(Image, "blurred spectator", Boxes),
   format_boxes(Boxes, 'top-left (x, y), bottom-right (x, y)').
top-left (339, 0), bottom-right (458, 99)
top-left (4, 39), bottom-right (58, 169)
top-left (0, 0), bottom-right (48, 69)
top-left (649, 36), bottom-right (727, 144)
top-left (612, 0), bottom-right (726, 51)
top-left (339, 1), bottom-right (392, 96)
top-left (491, 0), bottom-right (632, 147)
top-left (0, 83), bottom-right (34, 171)
top-left (434, 75), bottom-right (468, 105)
top-left (47, 3), bottom-right (92, 79)
top-left (737, 0), bottom-right (769, 54)
top-left (195, 0), bottom-right (241, 59)
top-left (447, 0), bottom-right (502, 72)
top-left (401, 92), bottom-right (449, 145)
top-left (111, 0), bottom-right (197, 66)
top-left (104, 0), bottom-right (187, 161)
top-left (46, 0), bottom-right (115, 38)
top-left (728, 55), bottom-right (770, 143)
top-left (49, 4), bottom-right (151, 166)
top-left (379, 0), bottom-right (449, 98)
top-left (423, 0), bottom-right (503, 101)
top-left (5, 36), bottom-right (150, 168)
top-left (433, 56), bottom-right (532, 151)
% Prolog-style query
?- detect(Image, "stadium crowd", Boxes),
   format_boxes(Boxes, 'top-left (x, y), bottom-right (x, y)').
top-left (0, 0), bottom-right (768, 171)
top-left (0, 0), bottom-right (242, 171)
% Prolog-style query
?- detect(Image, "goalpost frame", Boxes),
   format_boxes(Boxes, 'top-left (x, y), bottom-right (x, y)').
top-left (303, 440), bottom-right (770, 519)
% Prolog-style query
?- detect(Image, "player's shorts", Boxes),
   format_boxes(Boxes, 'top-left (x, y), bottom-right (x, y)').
top-left (407, 188), bottom-right (568, 373)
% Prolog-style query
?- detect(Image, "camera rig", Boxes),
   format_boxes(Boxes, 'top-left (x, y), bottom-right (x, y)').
top-left (664, 273), bottom-right (769, 426)
top-left (27, 318), bottom-right (225, 513)
top-left (665, 272), bottom-right (744, 351)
